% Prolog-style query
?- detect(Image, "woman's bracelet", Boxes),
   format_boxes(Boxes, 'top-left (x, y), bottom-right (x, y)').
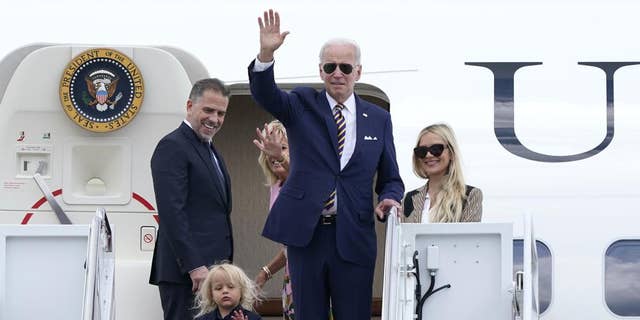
top-left (261, 265), bottom-right (272, 279)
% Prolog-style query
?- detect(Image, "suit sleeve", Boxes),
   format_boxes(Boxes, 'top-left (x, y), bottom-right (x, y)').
top-left (375, 114), bottom-right (405, 204)
top-left (248, 60), bottom-right (300, 126)
top-left (151, 138), bottom-right (205, 273)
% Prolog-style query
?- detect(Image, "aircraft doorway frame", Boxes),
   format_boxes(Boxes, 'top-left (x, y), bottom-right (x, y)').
top-left (220, 82), bottom-right (391, 316)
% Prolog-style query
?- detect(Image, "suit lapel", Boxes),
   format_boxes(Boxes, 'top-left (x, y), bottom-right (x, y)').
top-left (211, 144), bottom-right (231, 207)
top-left (180, 123), bottom-right (228, 206)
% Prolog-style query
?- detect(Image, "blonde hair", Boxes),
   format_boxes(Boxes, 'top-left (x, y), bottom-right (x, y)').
top-left (412, 123), bottom-right (467, 222)
top-left (193, 263), bottom-right (262, 317)
top-left (257, 120), bottom-right (288, 186)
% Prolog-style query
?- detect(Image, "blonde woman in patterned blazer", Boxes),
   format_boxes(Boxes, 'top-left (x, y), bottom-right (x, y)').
top-left (401, 124), bottom-right (482, 223)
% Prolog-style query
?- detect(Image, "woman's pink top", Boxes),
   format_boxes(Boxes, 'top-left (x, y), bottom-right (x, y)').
top-left (269, 180), bottom-right (282, 209)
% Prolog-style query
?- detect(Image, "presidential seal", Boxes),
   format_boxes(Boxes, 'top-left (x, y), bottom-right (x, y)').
top-left (59, 48), bottom-right (144, 132)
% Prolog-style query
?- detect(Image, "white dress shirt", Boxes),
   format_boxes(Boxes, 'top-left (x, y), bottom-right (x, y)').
top-left (420, 193), bottom-right (432, 223)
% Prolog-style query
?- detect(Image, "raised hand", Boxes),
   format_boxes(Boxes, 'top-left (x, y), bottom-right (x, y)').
top-left (258, 9), bottom-right (290, 62)
top-left (230, 309), bottom-right (249, 320)
top-left (253, 123), bottom-right (285, 160)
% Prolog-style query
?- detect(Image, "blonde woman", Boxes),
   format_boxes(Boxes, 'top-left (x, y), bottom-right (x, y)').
top-left (252, 120), bottom-right (295, 319)
top-left (252, 120), bottom-right (333, 319)
top-left (402, 124), bottom-right (482, 223)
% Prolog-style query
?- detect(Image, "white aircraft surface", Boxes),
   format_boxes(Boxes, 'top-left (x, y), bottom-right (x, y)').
top-left (2, 1), bottom-right (640, 319)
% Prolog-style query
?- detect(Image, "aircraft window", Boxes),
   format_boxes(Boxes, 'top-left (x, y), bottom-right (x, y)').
top-left (513, 240), bottom-right (552, 314)
top-left (605, 240), bottom-right (640, 316)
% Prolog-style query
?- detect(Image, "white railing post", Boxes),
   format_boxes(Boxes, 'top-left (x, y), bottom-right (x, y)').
top-left (82, 208), bottom-right (115, 320)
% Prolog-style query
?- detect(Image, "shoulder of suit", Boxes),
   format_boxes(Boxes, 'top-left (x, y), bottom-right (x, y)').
top-left (157, 124), bottom-right (193, 146)
top-left (356, 97), bottom-right (389, 116)
top-left (167, 126), bottom-right (188, 141)
top-left (291, 86), bottom-right (320, 96)
top-left (465, 185), bottom-right (483, 199)
top-left (465, 184), bottom-right (480, 193)
top-left (353, 92), bottom-right (386, 109)
top-left (290, 86), bottom-right (325, 108)
top-left (405, 188), bottom-right (421, 199)
top-left (402, 188), bottom-right (421, 217)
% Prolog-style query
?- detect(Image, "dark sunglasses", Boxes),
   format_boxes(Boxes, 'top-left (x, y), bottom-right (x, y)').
top-left (414, 144), bottom-right (447, 158)
top-left (322, 63), bottom-right (355, 75)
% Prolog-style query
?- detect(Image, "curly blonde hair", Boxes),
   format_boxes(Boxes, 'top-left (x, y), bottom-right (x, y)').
top-left (193, 263), bottom-right (262, 317)
top-left (412, 123), bottom-right (467, 223)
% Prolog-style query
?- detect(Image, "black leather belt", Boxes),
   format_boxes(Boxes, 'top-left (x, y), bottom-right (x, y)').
top-left (320, 214), bottom-right (336, 225)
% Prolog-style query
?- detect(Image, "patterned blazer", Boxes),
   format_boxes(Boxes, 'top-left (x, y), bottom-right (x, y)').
top-left (401, 183), bottom-right (482, 223)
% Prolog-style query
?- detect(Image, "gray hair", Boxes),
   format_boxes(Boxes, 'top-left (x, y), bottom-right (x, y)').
top-left (318, 38), bottom-right (361, 65)
top-left (189, 78), bottom-right (230, 102)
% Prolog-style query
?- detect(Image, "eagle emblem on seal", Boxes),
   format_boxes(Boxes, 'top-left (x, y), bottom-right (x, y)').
top-left (60, 48), bottom-right (145, 132)
top-left (85, 69), bottom-right (123, 112)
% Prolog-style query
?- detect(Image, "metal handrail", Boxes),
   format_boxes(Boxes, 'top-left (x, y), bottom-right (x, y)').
top-left (32, 161), bottom-right (71, 224)
top-left (82, 208), bottom-right (115, 320)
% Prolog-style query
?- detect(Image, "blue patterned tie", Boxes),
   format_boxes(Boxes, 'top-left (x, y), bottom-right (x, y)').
top-left (324, 104), bottom-right (345, 211)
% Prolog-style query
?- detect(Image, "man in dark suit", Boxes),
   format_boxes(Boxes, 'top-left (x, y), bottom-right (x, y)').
top-left (249, 10), bottom-right (404, 320)
top-left (149, 78), bottom-right (233, 320)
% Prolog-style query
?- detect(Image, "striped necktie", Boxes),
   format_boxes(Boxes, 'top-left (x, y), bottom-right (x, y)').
top-left (323, 104), bottom-right (346, 211)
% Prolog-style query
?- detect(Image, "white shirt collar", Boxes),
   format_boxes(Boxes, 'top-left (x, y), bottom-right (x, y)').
top-left (325, 93), bottom-right (356, 115)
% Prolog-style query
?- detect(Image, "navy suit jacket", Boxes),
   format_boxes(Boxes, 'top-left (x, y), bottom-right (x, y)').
top-left (249, 62), bottom-right (404, 267)
top-left (149, 122), bottom-right (233, 284)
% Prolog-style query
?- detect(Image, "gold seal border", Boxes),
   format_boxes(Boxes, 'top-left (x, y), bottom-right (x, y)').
top-left (59, 48), bottom-right (145, 133)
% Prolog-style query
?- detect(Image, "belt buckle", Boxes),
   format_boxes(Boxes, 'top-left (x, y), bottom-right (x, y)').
top-left (321, 215), bottom-right (335, 225)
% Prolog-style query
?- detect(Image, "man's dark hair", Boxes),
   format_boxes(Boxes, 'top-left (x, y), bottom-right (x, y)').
top-left (189, 78), bottom-right (230, 101)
